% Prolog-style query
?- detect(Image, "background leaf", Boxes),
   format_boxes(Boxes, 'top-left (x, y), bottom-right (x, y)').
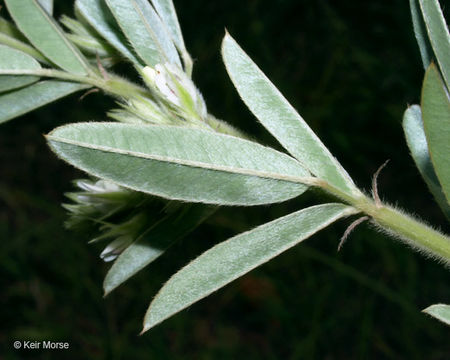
top-left (142, 203), bottom-right (357, 332)
top-left (151, 0), bottom-right (186, 53)
top-left (105, 0), bottom-right (180, 67)
top-left (403, 105), bottom-right (450, 219)
top-left (409, 0), bottom-right (433, 69)
top-left (75, 0), bottom-right (141, 65)
top-left (418, 0), bottom-right (450, 92)
top-left (104, 204), bottom-right (216, 295)
top-left (0, 80), bottom-right (89, 124)
top-left (37, 0), bottom-right (53, 14)
top-left (0, 18), bottom-right (48, 63)
top-left (46, 123), bottom-right (312, 206)
top-left (0, 44), bottom-right (41, 92)
top-left (4, 0), bottom-right (90, 74)
top-left (423, 304), bottom-right (450, 326)
top-left (421, 63), bottom-right (450, 202)
top-left (222, 33), bottom-right (357, 196)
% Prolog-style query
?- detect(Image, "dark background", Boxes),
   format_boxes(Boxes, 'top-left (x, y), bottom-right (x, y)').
top-left (1, 0), bottom-right (450, 359)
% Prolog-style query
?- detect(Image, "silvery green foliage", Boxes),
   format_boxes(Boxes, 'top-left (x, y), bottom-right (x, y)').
top-left (1, 0), bottom-right (449, 332)
top-left (404, 0), bottom-right (450, 326)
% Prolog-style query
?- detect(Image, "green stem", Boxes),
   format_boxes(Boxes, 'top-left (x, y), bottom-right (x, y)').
top-left (0, 68), bottom-right (149, 100)
top-left (322, 182), bottom-right (450, 264)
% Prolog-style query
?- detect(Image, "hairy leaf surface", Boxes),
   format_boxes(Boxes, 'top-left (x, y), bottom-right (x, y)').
top-left (5, 0), bottom-right (90, 74)
top-left (47, 123), bottom-right (313, 205)
top-left (76, 0), bottom-right (141, 64)
top-left (143, 203), bottom-right (357, 332)
top-left (105, 0), bottom-right (180, 67)
top-left (0, 44), bottom-right (41, 92)
top-left (403, 105), bottom-right (450, 219)
top-left (151, 0), bottom-right (186, 53)
top-left (423, 304), bottom-right (450, 326)
top-left (222, 34), bottom-right (356, 196)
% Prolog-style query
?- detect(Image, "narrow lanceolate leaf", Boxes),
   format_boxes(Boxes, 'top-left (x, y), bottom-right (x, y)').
top-left (421, 64), bottom-right (450, 202)
top-left (46, 123), bottom-right (313, 206)
top-left (105, 0), bottom-right (181, 67)
top-left (403, 105), bottom-right (450, 219)
top-left (75, 0), bottom-right (141, 65)
top-left (104, 204), bottom-right (216, 295)
top-left (0, 81), bottom-right (89, 124)
top-left (409, 0), bottom-right (433, 69)
top-left (4, 0), bottom-right (90, 75)
top-left (222, 34), bottom-right (357, 196)
top-left (142, 203), bottom-right (357, 332)
top-left (0, 44), bottom-right (41, 92)
top-left (419, 0), bottom-right (450, 91)
top-left (37, 0), bottom-right (53, 14)
top-left (151, 0), bottom-right (186, 52)
top-left (423, 304), bottom-right (450, 326)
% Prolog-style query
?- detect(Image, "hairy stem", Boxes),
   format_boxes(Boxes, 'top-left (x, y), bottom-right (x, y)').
top-left (0, 68), bottom-right (149, 99)
top-left (322, 182), bottom-right (450, 264)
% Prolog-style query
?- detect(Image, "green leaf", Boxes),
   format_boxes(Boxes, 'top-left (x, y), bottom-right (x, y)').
top-left (142, 203), bottom-right (357, 332)
top-left (0, 17), bottom-right (27, 40)
top-left (421, 63), bottom-right (450, 202)
top-left (104, 204), bottom-right (216, 295)
top-left (151, 0), bottom-right (186, 53)
top-left (222, 33), bottom-right (357, 196)
top-left (4, 0), bottom-right (90, 75)
top-left (423, 304), bottom-right (450, 326)
top-left (75, 0), bottom-right (141, 65)
top-left (105, 0), bottom-right (180, 67)
top-left (403, 105), bottom-right (450, 219)
top-left (409, 0), bottom-right (433, 69)
top-left (419, 0), bottom-right (450, 92)
top-left (0, 44), bottom-right (41, 92)
top-left (46, 123), bottom-right (313, 206)
top-left (0, 80), bottom-right (89, 124)
top-left (37, 0), bottom-right (53, 14)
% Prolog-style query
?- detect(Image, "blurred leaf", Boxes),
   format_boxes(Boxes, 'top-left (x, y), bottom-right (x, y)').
top-left (142, 203), bottom-right (357, 332)
top-left (75, 0), bottom-right (141, 64)
top-left (60, 15), bottom-right (117, 60)
top-left (105, 0), bottom-right (180, 67)
top-left (104, 204), bottom-right (216, 295)
top-left (151, 0), bottom-right (186, 53)
top-left (419, 0), bottom-right (450, 91)
top-left (222, 33), bottom-right (356, 196)
top-left (0, 44), bottom-right (40, 92)
top-left (421, 63), bottom-right (450, 202)
top-left (37, 0), bottom-right (53, 14)
top-left (403, 105), bottom-right (450, 219)
top-left (423, 304), bottom-right (450, 326)
top-left (46, 123), bottom-right (312, 205)
top-left (0, 80), bottom-right (89, 124)
top-left (4, 0), bottom-right (90, 75)
top-left (0, 17), bottom-right (26, 40)
top-left (0, 18), bottom-right (48, 63)
top-left (409, 0), bottom-right (433, 69)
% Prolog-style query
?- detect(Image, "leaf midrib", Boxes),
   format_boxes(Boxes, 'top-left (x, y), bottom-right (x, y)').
top-left (46, 135), bottom-right (318, 186)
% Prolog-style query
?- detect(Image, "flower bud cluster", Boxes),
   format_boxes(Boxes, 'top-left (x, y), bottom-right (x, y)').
top-left (64, 179), bottom-right (167, 262)
top-left (142, 64), bottom-right (208, 123)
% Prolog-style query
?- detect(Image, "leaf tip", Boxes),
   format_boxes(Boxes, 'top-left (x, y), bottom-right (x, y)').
top-left (139, 326), bottom-right (150, 336)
